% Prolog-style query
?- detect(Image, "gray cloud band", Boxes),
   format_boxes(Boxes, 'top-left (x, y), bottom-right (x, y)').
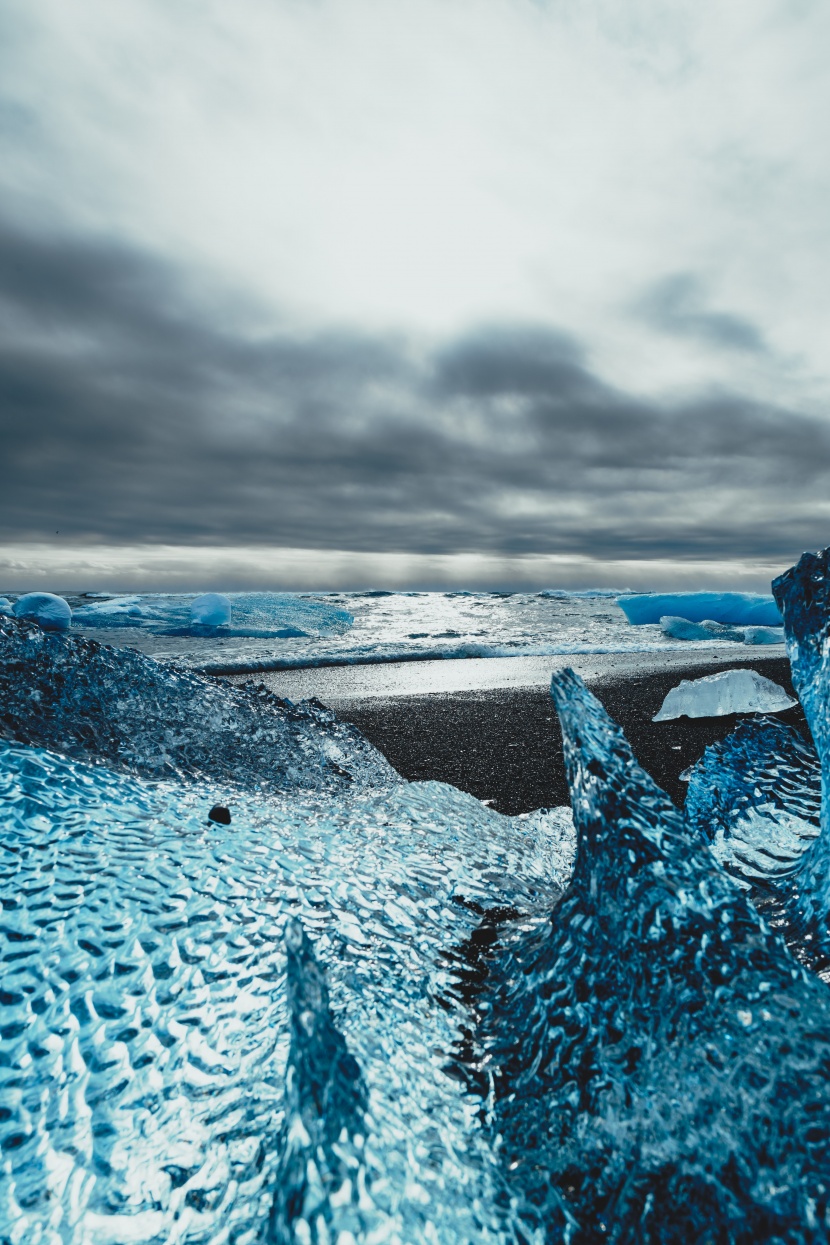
top-left (1, 217), bottom-right (828, 562)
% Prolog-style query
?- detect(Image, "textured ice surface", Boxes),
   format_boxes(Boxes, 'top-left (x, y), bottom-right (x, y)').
top-left (652, 667), bottom-right (796, 720)
top-left (684, 718), bottom-right (821, 924)
top-left (190, 593), bottom-right (231, 627)
top-left (12, 591), bottom-right (72, 632)
top-left (659, 615), bottom-right (745, 642)
top-left (72, 592), bottom-right (352, 639)
top-left (765, 547), bottom-right (830, 973)
top-left (0, 615), bottom-right (394, 795)
top-left (618, 590), bottom-right (781, 626)
top-left (0, 739), bottom-right (572, 1244)
top-left (477, 670), bottom-right (830, 1239)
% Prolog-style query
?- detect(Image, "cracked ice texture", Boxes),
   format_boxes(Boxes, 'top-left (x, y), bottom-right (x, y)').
top-left (480, 669), bottom-right (830, 1240)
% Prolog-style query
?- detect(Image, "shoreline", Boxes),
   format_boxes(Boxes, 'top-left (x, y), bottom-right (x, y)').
top-left (219, 649), bottom-right (806, 815)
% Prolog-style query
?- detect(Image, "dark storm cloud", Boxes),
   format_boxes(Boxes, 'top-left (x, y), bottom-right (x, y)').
top-left (1, 217), bottom-right (829, 563)
top-left (638, 274), bottom-right (768, 353)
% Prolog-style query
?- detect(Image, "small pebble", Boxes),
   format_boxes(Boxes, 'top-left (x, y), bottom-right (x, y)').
top-left (208, 805), bottom-right (231, 825)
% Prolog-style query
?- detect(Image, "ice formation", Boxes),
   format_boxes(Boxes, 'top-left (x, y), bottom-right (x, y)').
top-left (0, 614), bottom-right (392, 793)
top-left (618, 590), bottom-right (781, 626)
top-left (0, 596), bottom-right (12, 615)
top-left (72, 591), bottom-right (352, 638)
top-left (11, 590), bottom-right (72, 631)
top-left (478, 669), bottom-right (830, 1238)
top-left (659, 614), bottom-right (744, 641)
top-left (190, 591), bottom-right (232, 626)
top-left (743, 624), bottom-right (786, 645)
top-left (0, 614), bottom-right (576, 1244)
top-left (652, 667), bottom-right (796, 720)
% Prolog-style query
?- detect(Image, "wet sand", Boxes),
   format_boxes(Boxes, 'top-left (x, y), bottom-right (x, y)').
top-left (221, 649), bottom-right (806, 816)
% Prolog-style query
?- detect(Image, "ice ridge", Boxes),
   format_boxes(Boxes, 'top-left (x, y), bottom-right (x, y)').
top-left (268, 920), bottom-right (378, 1244)
top-left (0, 613), bottom-right (397, 794)
top-left (479, 669), bottom-right (830, 1240)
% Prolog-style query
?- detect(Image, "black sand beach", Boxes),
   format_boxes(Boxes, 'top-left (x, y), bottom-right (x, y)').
top-left (224, 651), bottom-right (808, 815)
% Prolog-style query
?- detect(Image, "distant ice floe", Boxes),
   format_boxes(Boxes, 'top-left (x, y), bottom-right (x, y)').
top-left (618, 590), bottom-right (781, 626)
top-left (653, 667), bottom-right (797, 720)
top-left (71, 590), bottom-right (353, 638)
top-left (12, 591), bottom-right (72, 631)
top-left (190, 591), bottom-right (231, 626)
top-left (659, 615), bottom-right (785, 646)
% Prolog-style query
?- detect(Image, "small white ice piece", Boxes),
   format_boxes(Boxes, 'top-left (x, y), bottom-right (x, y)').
top-left (653, 668), bottom-right (797, 721)
top-left (12, 591), bottom-right (72, 632)
top-left (190, 593), bottom-right (232, 626)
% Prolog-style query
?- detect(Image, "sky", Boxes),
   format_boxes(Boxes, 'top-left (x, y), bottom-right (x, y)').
top-left (1, 0), bottom-right (830, 590)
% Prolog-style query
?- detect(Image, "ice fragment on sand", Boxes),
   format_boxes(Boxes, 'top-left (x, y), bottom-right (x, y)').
top-left (652, 667), bottom-right (796, 720)
top-left (479, 668), bottom-right (830, 1237)
top-left (618, 590), bottom-right (781, 626)
top-left (12, 591), bottom-right (72, 631)
top-left (190, 591), bottom-right (231, 626)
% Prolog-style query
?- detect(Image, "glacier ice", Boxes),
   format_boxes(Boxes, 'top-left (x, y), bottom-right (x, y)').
top-left (72, 591), bottom-right (353, 638)
top-left (684, 717), bottom-right (820, 911)
top-left (659, 614), bottom-right (745, 641)
top-left (0, 596), bottom-right (12, 615)
top-left (477, 669), bottom-right (830, 1239)
top-left (190, 591), bottom-right (231, 626)
top-left (11, 590), bottom-right (72, 631)
top-left (618, 590), bottom-right (781, 626)
top-left (0, 614), bottom-right (393, 794)
top-left (743, 624), bottom-right (786, 644)
top-left (652, 667), bottom-right (797, 720)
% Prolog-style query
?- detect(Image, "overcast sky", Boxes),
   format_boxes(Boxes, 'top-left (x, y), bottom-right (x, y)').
top-left (2, 0), bottom-right (830, 589)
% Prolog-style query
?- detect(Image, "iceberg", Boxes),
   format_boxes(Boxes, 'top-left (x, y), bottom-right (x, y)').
top-left (72, 590), bottom-right (353, 637)
top-left (652, 667), bottom-right (797, 720)
top-left (190, 591), bottom-right (231, 626)
top-left (618, 590), bottom-right (781, 626)
top-left (477, 669), bottom-right (830, 1237)
top-left (0, 596), bottom-right (12, 615)
top-left (11, 590), bottom-right (72, 631)
top-left (659, 614), bottom-right (744, 641)
top-left (743, 624), bottom-right (786, 645)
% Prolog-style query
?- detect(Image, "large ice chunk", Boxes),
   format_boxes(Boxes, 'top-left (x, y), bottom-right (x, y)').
top-left (190, 591), bottom-right (231, 626)
top-left (652, 666), bottom-right (796, 720)
top-left (0, 613), bottom-right (392, 794)
top-left (477, 669), bottom-right (830, 1237)
top-left (12, 590), bottom-right (72, 631)
top-left (618, 590), bottom-right (781, 626)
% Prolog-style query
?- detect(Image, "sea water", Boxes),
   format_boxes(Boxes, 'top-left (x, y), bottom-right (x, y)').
top-left (3, 588), bottom-right (782, 674)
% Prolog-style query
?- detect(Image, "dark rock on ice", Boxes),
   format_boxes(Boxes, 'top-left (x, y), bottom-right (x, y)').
top-left (207, 804), bottom-right (231, 824)
top-left (480, 669), bottom-right (830, 1241)
top-left (0, 614), bottom-right (398, 794)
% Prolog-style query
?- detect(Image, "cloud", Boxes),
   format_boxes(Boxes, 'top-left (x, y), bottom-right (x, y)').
top-left (638, 274), bottom-right (768, 353)
top-left (2, 216), bottom-right (830, 571)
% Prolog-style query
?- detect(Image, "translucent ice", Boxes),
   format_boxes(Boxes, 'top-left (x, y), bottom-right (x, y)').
top-left (743, 624), bottom-right (786, 645)
top-left (72, 591), bottom-right (353, 638)
top-left (684, 717), bottom-right (821, 935)
top-left (478, 669), bottom-right (830, 1238)
top-left (12, 590), bottom-right (72, 631)
top-left (0, 614), bottom-right (393, 794)
top-left (652, 667), bottom-right (796, 720)
top-left (0, 736), bottom-right (572, 1244)
top-left (618, 590), bottom-right (781, 626)
top-left (0, 596), bottom-right (12, 615)
top-left (190, 591), bottom-right (231, 626)
top-left (659, 614), bottom-right (744, 641)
